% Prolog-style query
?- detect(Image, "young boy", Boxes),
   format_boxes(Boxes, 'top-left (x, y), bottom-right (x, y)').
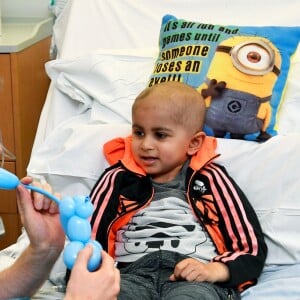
top-left (89, 81), bottom-right (267, 300)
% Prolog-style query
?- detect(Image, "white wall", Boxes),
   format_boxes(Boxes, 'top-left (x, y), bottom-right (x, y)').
top-left (1, 0), bottom-right (52, 18)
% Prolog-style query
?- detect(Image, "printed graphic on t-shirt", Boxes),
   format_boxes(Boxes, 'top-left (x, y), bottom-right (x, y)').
top-left (115, 196), bottom-right (216, 262)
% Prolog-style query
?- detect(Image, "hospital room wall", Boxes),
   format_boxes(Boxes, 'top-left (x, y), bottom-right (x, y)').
top-left (1, 0), bottom-right (51, 18)
top-left (0, 0), bottom-right (52, 249)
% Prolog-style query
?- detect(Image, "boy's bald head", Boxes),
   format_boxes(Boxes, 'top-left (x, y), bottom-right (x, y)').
top-left (132, 82), bottom-right (206, 134)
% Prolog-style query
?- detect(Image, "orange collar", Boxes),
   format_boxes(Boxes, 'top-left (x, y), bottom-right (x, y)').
top-left (103, 134), bottom-right (219, 174)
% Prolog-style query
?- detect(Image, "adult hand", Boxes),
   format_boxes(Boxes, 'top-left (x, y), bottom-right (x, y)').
top-left (65, 245), bottom-right (120, 300)
top-left (0, 178), bottom-right (66, 299)
top-left (16, 177), bottom-right (65, 252)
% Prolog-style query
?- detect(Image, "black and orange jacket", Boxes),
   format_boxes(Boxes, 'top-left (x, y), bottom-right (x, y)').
top-left (90, 135), bottom-right (267, 291)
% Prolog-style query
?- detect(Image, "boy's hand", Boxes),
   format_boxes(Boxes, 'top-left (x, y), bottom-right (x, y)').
top-left (169, 258), bottom-right (230, 283)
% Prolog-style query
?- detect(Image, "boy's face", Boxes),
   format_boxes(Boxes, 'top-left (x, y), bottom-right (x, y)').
top-left (131, 97), bottom-right (195, 183)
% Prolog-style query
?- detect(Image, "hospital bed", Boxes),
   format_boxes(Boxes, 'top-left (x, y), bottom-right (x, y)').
top-left (1, 0), bottom-right (300, 299)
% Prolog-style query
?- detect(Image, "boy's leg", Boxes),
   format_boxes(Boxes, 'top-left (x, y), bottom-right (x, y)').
top-left (118, 272), bottom-right (158, 300)
top-left (117, 252), bottom-right (164, 300)
top-left (117, 250), bottom-right (185, 300)
top-left (160, 281), bottom-right (241, 300)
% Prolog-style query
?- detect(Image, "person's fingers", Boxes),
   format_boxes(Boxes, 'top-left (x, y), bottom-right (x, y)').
top-left (49, 200), bottom-right (60, 214)
top-left (73, 244), bottom-right (94, 271)
top-left (47, 192), bottom-right (60, 214)
top-left (19, 176), bottom-right (33, 185)
top-left (18, 177), bottom-right (58, 212)
top-left (16, 184), bottom-right (35, 224)
top-left (100, 250), bottom-right (120, 290)
top-left (16, 184), bottom-right (33, 212)
top-left (54, 192), bottom-right (61, 201)
top-left (30, 181), bottom-right (52, 210)
top-left (169, 273), bottom-right (176, 281)
top-left (72, 247), bottom-right (116, 275)
top-left (40, 182), bottom-right (53, 210)
top-left (101, 250), bottom-right (115, 268)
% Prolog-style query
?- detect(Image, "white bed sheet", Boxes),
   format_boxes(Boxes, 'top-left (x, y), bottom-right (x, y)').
top-left (1, 0), bottom-right (300, 299)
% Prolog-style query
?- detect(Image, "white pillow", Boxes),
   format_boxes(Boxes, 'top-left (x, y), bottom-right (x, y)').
top-left (45, 49), bottom-right (157, 124)
top-left (277, 57), bottom-right (300, 134)
top-left (27, 116), bottom-right (132, 184)
top-left (216, 135), bottom-right (300, 265)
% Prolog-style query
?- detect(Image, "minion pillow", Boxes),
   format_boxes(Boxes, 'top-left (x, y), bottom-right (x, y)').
top-left (148, 15), bottom-right (300, 142)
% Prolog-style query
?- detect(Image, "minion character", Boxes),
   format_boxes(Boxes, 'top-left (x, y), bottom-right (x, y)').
top-left (198, 35), bottom-right (281, 141)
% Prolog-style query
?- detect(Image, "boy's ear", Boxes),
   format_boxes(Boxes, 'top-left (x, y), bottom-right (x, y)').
top-left (187, 131), bottom-right (205, 156)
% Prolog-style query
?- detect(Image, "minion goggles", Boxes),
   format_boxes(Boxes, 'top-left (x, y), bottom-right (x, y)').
top-left (216, 40), bottom-right (280, 76)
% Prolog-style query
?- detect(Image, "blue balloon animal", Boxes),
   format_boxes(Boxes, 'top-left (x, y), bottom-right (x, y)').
top-left (0, 167), bottom-right (102, 271)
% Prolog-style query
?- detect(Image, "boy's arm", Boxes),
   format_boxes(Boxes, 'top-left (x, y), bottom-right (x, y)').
top-left (209, 164), bottom-right (268, 289)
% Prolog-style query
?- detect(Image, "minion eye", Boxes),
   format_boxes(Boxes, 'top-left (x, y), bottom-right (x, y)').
top-left (231, 41), bottom-right (275, 75)
top-left (247, 51), bottom-right (262, 63)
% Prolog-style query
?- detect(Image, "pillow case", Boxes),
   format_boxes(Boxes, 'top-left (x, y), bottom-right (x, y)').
top-left (148, 15), bottom-right (300, 141)
top-left (45, 49), bottom-right (157, 124)
top-left (277, 47), bottom-right (300, 134)
top-left (216, 135), bottom-right (300, 266)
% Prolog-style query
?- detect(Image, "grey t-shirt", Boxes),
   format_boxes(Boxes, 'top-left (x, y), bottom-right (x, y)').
top-left (115, 161), bottom-right (217, 263)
